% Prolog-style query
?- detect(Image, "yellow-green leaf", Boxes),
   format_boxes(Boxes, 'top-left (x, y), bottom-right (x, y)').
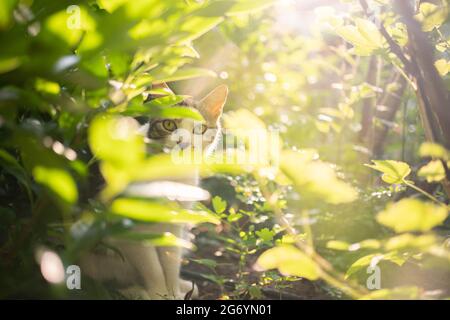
top-left (110, 198), bottom-right (220, 225)
top-left (419, 142), bottom-right (449, 160)
top-left (336, 18), bottom-right (384, 56)
top-left (255, 245), bottom-right (321, 280)
top-left (384, 233), bottom-right (436, 251)
top-left (281, 150), bottom-right (357, 204)
top-left (377, 199), bottom-right (448, 233)
top-left (435, 59), bottom-right (450, 76)
top-left (115, 231), bottom-right (192, 249)
top-left (33, 166), bottom-right (78, 205)
top-left (365, 160), bottom-right (411, 184)
top-left (418, 160), bottom-right (446, 183)
top-left (88, 115), bottom-right (145, 167)
top-left (227, 0), bottom-right (276, 16)
top-left (0, 0), bottom-right (17, 30)
top-left (415, 2), bottom-right (448, 32)
top-left (346, 252), bottom-right (406, 279)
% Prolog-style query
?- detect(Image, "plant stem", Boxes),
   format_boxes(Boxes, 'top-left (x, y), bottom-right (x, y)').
top-left (404, 181), bottom-right (446, 206)
top-left (257, 177), bottom-right (368, 299)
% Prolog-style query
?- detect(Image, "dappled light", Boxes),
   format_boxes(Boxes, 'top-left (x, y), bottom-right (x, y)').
top-left (0, 0), bottom-right (449, 302)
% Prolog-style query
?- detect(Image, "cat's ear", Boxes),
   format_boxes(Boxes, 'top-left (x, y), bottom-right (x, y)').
top-left (199, 85), bottom-right (228, 122)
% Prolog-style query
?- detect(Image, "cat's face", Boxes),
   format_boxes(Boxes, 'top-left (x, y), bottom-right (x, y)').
top-left (147, 85), bottom-right (228, 153)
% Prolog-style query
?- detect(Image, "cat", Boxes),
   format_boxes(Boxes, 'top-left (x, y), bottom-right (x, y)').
top-left (81, 84), bottom-right (228, 299)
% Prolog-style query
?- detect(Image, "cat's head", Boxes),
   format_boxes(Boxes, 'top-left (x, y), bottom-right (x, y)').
top-left (147, 84), bottom-right (228, 153)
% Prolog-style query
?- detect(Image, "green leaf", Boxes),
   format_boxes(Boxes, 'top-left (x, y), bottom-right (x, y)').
top-left (365, 160), bottom-right (411, 184)
top-left (0, 56), bottom-right (22, 74)
top-left (384, 234), bottom-right (436, 252)
top-left (114, 231), bottom-right (192, 248)
top-left (435, 59), bottom-right (450, 76)
top-left (377, 199), bottom-right (448, 233)
top-left (255, 245), bottom-right (321, 280)
top-left (326, 240), bottom-right (350, 251)
top-left (33, 166), bottom-right (78, 205)
top-left (0, 0), bottom-right (17, 30)
top-left (336, 18), bottom-right (384, 56)
top-left (212, 196), bottom-right (227, 214)
top-left (418, 160), bottom-right (446, 183)
top-left (419, 142), bottom-right (449, 160)
top-left (0, 149), bottom-right (32, 201)
top-left (88, 115), bottom-right (145, 166)
top-left (281, 150), bottom-right (357, 204)
top-left (179, 17), bottom-right (224, 43)
top-left (227, 0), bottom-right (276, 16)
top-left (345, 252), bottom-right (406, 279)
top-left (110, 198), bottom-right (220, 225)
top-left (34, 78), bottom-right (61, 95)
top-left (153, 67), bottom-right (217, 83)
top-left (190, 258), bottom-right (218, 269)
top-left (415, 2), bottom-right (448, 32)
top-left (327, 239), bottom-right (380, 251)
top-left (255, 228), bottom-right (275, 242)
top-left (123, 105), bottom-right (204, 121)
top-left (17, 134), bottom-right (78, 208)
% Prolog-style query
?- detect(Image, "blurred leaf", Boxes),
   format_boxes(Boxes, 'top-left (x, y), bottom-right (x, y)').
top-left (35, 78), bottom-right (60, 95)
top-left (415, 2), bottom-right (448, 32)
top-left (418, 160), bottom-right (446, 183)
top-left (346, 252), bottom-right (406, 279)
top-left (326, 240), bottom-right (350, 251)
top-left (256, 245), bottom-right (321, 280)
top-left (435, 59), bottom-right (450, 76)
top-left (153, 67), bottom-right (217, 83)
top-left (365, 160), bottom-right (411, 184)
top-left (360, 286), bottom-right (420, 300)
top-left (179, 17), bottom-right (224, 43)
top-left (110, 198), bottom-right (220, 224)
top-left (281, 150), bottom-right (357, 204)
top-left (384, 234), bottom-right (437, 252)
top-left (0, 149), bottom-right (32, 201)
top-left (88, 115), bottom-right (145, 166)
top-left (33, 166), bottom-right (78, 205)
top-left (327, 239), bottom-right (380, 251)
top-left (191, 258), bottom-right (218, 269)
top-left (17, 134), bottom-right (78, 209)
top-left (123, 105), bottom-right (204, 121)
top-left (377, 199), bottom-right (448, 233)
top-left (0, 56), bottom-right (22, 74)
top-left (115, 231), bottom-right (192, 248)
top-left (255, 228), bottom-right (275, 242)
top-left (0, 0), bottom-right (17, 30)
top-left (336, 18), bottom-right (384, 56)
top-left (212, 196), bottom-right (227, 214)
top-left (227, 0), bottom-right (276, 16)
top-left (44, 5), bottom-right (99, 49)
top-left (419, 142), bottom-right (449, 160)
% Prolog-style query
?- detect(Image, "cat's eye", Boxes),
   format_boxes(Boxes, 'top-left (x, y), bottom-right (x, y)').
top-left (193, 124), bottom-right (208, 135)
top-left (162, 120), bottom-right (177, 131)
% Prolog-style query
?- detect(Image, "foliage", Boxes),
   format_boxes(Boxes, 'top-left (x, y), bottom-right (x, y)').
top-left (1, 0), bottom-right (450, 300)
